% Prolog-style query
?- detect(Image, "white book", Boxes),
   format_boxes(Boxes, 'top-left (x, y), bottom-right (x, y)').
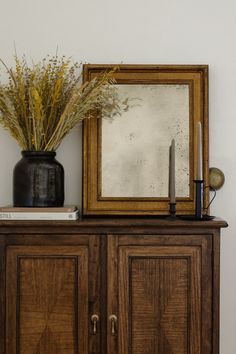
top-left (0, 210), bottom-right (79, 220)
top-left (0, 205), bottom-right (77, 213)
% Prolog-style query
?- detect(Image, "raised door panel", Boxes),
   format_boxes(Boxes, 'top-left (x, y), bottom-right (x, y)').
top-left (119, 246), bottom-right (200, 354)
top-left (129, 257), bottom-right (189, 353)
top-left (107, 235), bottom-right (212, 354)
top-left (6, 246), bottom-right (88, 354)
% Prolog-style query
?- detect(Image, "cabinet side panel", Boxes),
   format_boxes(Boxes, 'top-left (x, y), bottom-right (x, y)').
top-left (0, 237), bottom-right (5, 354)
top-left (212, 231), bottom-right (220, 354)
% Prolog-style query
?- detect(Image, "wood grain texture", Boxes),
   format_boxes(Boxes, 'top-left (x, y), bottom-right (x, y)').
top-left (20, 257), bottom-right (76, 353)
top-left (212, 230), bottom-right (221, 354)
top-left (0, 236), bottom-right (6, 354)
top-left (0, 217), bottom-right (228, 233)
top-left (88, 235), bottom-right (101, 354)
top-left (107, 235), bottom-right (118, 354)
top-left (6, 246), bottom-right (88, 354)
top-left (131, 258), bottom-right (188, 354)
top-left (118, 245), bottom-right (201, 354)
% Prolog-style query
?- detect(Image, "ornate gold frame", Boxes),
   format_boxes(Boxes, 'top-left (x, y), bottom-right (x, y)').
top-left (83, 64), bottom-right (209, 215)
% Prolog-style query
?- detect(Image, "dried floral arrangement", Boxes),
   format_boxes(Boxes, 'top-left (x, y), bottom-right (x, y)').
top-left (0, 56), bottom-right (129, 151)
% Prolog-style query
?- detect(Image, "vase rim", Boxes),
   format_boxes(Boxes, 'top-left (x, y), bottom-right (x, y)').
top-left (21, 150), bottom-right (56, 157)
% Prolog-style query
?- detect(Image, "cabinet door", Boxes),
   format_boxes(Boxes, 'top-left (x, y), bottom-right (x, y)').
top-left (6, 237), bottom-right (100, 354)
top-left (107, 234), bottom-right (212, 354)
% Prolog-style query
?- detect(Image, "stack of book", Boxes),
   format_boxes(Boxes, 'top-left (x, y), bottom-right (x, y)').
top-left (0, 206), bottom-right (79, 220)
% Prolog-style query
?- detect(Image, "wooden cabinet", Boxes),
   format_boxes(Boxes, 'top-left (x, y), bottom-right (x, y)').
top-left (0, 218), bottom-right (227, 354)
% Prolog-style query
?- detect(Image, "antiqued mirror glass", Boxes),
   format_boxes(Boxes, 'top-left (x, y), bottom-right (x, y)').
top-left (83, 65), bottom-right (209, 215)
top-left (101, 84), bottom-right (190, 198)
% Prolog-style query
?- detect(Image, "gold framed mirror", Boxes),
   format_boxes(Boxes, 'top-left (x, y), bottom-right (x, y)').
top-left (83, 64), bottom-right (209, 215)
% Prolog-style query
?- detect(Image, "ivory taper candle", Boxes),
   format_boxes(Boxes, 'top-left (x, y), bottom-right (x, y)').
top-left (196, 122), bottom-right (203, 180)
top-left (169, 139), bottom-right (176, 203)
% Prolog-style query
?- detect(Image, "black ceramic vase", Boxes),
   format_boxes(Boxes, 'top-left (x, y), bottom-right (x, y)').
top-left (13, 151), bottom-right (64, 207)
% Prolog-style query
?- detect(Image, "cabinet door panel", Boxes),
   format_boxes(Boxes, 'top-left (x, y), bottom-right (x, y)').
top-left (129, 257), bottom-right (189, 353)
top-left (6, 246), bottom-right (88, 354)
top-left (107, 234), bottom-right (212, 354)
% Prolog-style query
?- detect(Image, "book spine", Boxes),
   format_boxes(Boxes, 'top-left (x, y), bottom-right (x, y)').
top-left (0, 206), bottom-right (77, 213)
top-left (0, 211), bottom-right (79, 220)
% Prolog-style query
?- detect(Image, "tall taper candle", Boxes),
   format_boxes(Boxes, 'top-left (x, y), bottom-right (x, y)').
top-left (196, 122), bottom-right (203, 180)
top-left (169, 139), bottom-right (176, 203)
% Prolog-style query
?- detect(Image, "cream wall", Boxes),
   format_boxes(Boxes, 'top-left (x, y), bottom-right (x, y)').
top-left (0, 0), bottom-right (235, 352)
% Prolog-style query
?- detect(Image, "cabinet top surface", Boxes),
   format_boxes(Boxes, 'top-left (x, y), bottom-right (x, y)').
top-left (0, 216), bottom-right (228, 230)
